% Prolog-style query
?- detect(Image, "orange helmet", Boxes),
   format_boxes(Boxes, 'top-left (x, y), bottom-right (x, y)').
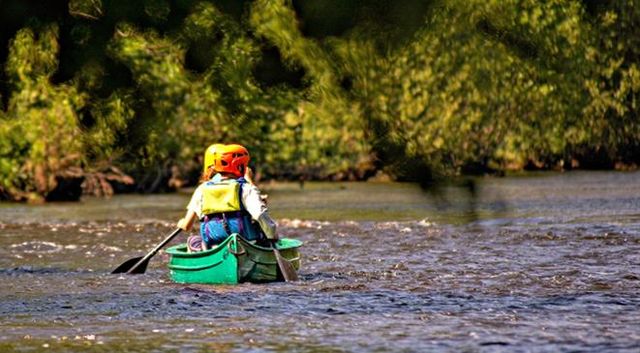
top-left (203, 144), bottom-right (250, 178)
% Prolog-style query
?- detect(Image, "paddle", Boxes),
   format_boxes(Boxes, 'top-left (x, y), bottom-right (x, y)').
top-left (245, 167), bottom-right (298, 281)
top-left (112, 228), bottom-right (182, 274)
top-left (271, 240), bottom-right (299, 281)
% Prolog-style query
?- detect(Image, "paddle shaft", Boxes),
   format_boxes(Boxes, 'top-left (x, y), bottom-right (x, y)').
top-left (122, 228), bottom-right (182, 274)
top-left (271, 240), bottom-right (299, 281)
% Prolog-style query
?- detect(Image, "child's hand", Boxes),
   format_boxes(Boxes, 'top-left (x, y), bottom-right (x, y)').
top-left (244, 166), bottom-right (255, 184)
top-left (178, 210), bottom-right (197, 231)
top-left (177, 218), bottom-right (191, 231)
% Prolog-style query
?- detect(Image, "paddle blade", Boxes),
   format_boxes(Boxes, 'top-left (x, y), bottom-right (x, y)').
top-left (272, 245), bottom-right (299, 282)
top-left (127, 258), bottom-right (149, 274)
top-left (111, 228), bottom-right (181, 275)
top-left (111, 256), bottom-right (149, 274)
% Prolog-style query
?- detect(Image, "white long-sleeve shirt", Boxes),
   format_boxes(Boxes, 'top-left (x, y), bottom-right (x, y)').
top-left (186, 175), bottom-right (277, 238)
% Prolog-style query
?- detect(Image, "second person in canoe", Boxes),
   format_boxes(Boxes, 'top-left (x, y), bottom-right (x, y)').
top-left (177, 143), bottom-right (277, 251)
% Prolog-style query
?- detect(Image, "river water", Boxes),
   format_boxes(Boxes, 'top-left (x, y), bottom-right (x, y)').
top-left (0, 171), bottom-right (638, 352)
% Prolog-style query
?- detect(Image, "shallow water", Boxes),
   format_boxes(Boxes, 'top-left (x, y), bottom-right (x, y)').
top-left (1, 171), bottom-right (639, 352)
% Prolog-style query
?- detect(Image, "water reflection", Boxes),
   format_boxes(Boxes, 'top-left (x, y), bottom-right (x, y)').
top-left (420, 177), bottom-right (511, 224)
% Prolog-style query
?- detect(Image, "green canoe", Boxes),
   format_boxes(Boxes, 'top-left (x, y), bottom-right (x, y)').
top-left (165, 234), bottom-right (302, 284)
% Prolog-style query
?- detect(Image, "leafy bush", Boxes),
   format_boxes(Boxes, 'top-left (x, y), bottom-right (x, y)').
top-left (0, 0), bottom-right (638, 201)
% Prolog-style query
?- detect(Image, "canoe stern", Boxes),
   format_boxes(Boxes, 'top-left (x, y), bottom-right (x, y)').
top-left (166, 235), bottom-right (302, 284)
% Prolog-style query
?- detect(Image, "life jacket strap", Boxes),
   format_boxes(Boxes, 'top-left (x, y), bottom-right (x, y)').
top-left (221, 213), bottom-right (232, 235)
top-left (203, 211), bottom-right (244, 221)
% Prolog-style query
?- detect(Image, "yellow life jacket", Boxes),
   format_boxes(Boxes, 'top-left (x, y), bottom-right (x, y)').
top-left (201, 179), bottom-right (242, 215)
top-left (198, 177), bottom-right (263, 245)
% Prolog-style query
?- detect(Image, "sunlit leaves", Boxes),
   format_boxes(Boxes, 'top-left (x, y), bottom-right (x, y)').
top-left (1, 0), bottom-right (639, 200)
top-left (108, 23), bottom-right (228, 165)
top-left (250, 0), bottom-right (370, 179)
top-left (2, 25), bottom-right (86, 200)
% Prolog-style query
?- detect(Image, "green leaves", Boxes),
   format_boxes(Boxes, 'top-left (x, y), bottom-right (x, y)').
top-left (6, 24), bottom-right (60, 88)
top-left (0, 0), bottom-right (639, 200)
top-left (2, 25), bottom-right (87, 200)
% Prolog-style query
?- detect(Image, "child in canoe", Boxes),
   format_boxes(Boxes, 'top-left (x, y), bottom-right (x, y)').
top-left (177, 144), bottom-right (277, 251)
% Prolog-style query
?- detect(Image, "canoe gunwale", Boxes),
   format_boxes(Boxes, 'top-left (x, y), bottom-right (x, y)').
top-left (236, 253), bottom-right (301, 266)
top-left (167, 259), bottom-right (224, 271)
top-left (166, 235), bottom-right (302, 259)
top-left (234, 236), bottom-right (301, 266)
top-left (166, 235), bottom-right (235, 259)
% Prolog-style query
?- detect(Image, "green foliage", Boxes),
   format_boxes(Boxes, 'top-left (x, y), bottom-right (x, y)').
top-left (107, 22), bottom-right (228, 170)
top-left (579, 2), bottom-right (640, 164)
top-left (250, 0), bottom-right (370, 178)
top-left (85, 91), bottom-right (135, 161)
top-left (0, 0), bottom-right (639, 201)
top-left (1, 25), bottom-right (86, 201)
top-left (0, 24), bottom-right (134, 200)
top-left (330, 0), bottom-right (639, 175)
